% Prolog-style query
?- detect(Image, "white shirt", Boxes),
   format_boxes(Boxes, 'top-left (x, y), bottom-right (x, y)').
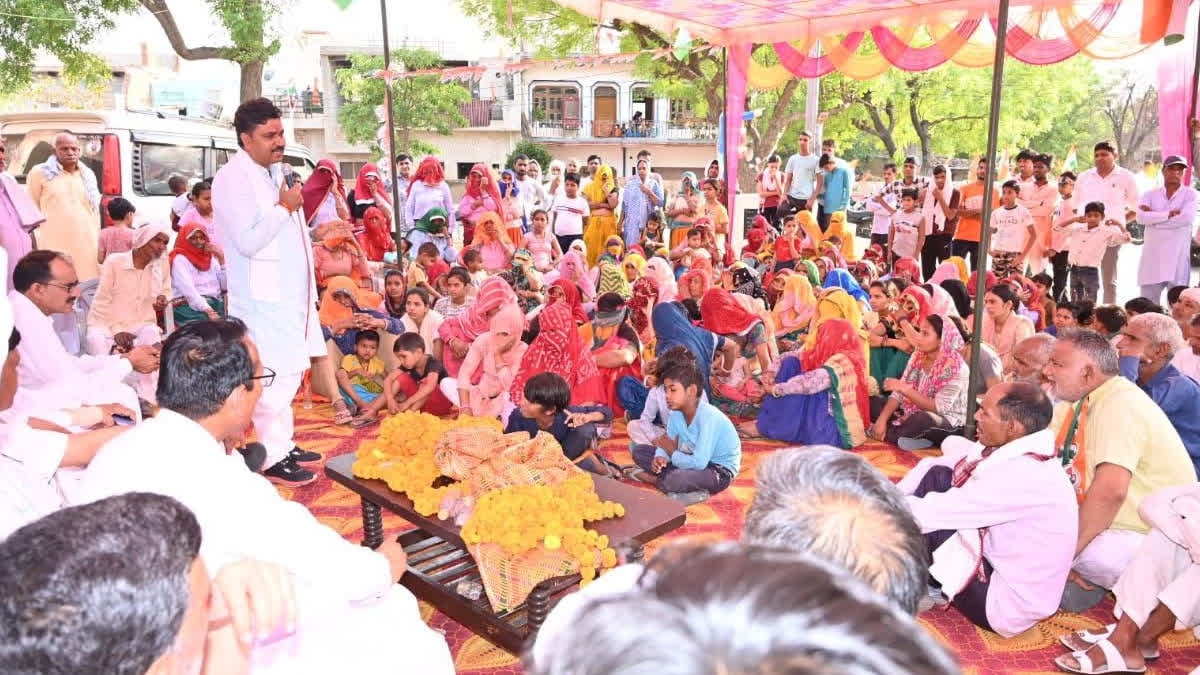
top-left (1051, 194), bottom-right (1078, 251)
top-left (899, 429), bottom-right (1078, 638)
top-left (213, 150), bottom-right (325, 376)
top-left (171, 256), bottom-right (226, 312)
top-left (1057, 223), bottom-right (1128, 268)
top-left (989, 204), bottom-right (1034, 253)
top-left (517, 176), bottom-right (546, 212)
top-left (0, 412), bottom-right (70, 539)
top-left (1074, 166), bottom-right (1139, 226)
top-left (77, 409), bottom-right (455, 674)
top-left (171, 192), bottom-right (191, 217)
top-left (551, 194), bottom-right (590, 237)
top-left (890, 208), bottom-right (923, 258)
top-left (9, 290), bottom-right (134, 405)
top-left (867, 189), bottom-right (897, 235)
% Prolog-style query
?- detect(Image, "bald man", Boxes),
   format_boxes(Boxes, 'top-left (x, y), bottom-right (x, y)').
top-left (26, 133), bottom-right (101, 280)
top-left (1008, 334), bottom-right (1056, 397)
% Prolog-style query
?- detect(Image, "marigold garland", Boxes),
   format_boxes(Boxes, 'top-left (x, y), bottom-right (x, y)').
top-left (351, 412), bottom-right (501, 516)
top-left (461, 474), bottom-right (624, 585)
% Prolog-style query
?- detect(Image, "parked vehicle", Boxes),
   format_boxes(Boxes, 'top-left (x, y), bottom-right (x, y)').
top-left (1, 110), bottom-right (315, 228)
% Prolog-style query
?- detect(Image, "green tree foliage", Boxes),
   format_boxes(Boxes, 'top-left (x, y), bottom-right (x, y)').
top-left (335, 48), bottom-right (471, 158)
top-left (0, 0), bottom-right (137, 94)
top-left (505, 140), bottom-right (553, 172)
top-left (458, 0), bottom-right (598, 58)
top-left (139, 0), bottom-right (284, 101)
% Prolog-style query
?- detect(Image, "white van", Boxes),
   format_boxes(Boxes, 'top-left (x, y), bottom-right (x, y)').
top-left (0, 110), bottom-right (315, 227)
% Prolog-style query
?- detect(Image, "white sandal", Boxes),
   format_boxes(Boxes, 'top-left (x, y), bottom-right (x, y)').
top-left (1059, 626), bottom-right (1159, 660)
top-left (1054, 637), bottom-right (1146, 674)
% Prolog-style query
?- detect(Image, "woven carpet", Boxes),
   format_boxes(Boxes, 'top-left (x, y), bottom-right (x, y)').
top-left (282, 401), bottom-right (1200, 674)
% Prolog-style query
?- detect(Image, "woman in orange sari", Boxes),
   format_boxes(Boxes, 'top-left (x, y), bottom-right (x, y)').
top-left (465, 211), bottom-right (515, 273)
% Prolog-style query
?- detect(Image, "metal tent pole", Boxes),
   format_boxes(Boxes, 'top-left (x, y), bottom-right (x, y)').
top-left (1189, 5), bottom-right (1200, 176)
top-left (963, 0), bottom-right (1011, 438)
top-left (380, 0), bottom-right (404, 255)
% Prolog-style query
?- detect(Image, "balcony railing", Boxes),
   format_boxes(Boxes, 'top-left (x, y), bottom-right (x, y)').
top-left (459, 99), bottom-right (504, 127)
top-left (271, 92), bottom-right (324, 116)
top-left (529, 118), bottom-right (718, 142)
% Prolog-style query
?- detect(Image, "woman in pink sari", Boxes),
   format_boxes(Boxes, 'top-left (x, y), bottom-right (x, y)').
top-left (644, 257), bottom-right (677, 303)
top-left (444, 302), bottom-right (527, 420)
top-left (437, 277), bottom-right (518, 377)
top-left (457, 163), bottom-right (503, 246)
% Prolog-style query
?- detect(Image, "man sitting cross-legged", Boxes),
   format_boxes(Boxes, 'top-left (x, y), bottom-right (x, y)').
top-left (1043, 329), bottom-right (1196, 612)
top-left (1055, 483), bottom-right (1200, 674)
top-left (898, 381), bottom-right (1078, 637)
top-left (77, 318), bottom-right (454, 674)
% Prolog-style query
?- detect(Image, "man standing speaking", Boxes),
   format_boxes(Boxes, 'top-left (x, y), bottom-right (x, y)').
top-left (213, 98), bottom-right (324, 485)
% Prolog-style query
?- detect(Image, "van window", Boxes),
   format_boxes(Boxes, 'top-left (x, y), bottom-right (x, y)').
top-left (284, 154), bottom-right (313, 182)
top-left (137, 143), bottom-right (205, 196)
top-left (1, 131), bottom-right (105, 184)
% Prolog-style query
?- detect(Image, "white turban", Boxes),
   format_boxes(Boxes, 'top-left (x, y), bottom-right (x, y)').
top-left (132, 221), bottom-right (172, 250)
top-left (1180, 287), bottom-right (1200, 308)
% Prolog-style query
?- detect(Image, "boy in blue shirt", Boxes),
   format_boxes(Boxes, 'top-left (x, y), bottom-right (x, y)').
top-left (629, 353), bottom-right (741, 505)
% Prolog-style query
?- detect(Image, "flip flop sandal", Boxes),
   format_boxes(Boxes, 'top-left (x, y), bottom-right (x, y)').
top-left (349, 416), bottom-right (379, 429)
top-left (621, 465), bottom-right (657, 485)
top-left (1059, 626), bottom-right (1159, 661)
top-left (1054, 638), bottom-right (1146, 674)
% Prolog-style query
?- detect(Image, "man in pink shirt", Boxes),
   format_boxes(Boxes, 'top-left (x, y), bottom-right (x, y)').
top-left (898, 381), bottom-right (1078, 637)
top-left (1019, 153), bottom-right (1059, 275)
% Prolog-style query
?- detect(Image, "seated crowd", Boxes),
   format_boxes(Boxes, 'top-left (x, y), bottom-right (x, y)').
top-left (1, 101), bottom-right (1198, 674)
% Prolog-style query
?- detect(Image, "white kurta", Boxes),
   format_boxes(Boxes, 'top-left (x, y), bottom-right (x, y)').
top-left (213, 150), bottom-right (325, 377)
top-left (76, 410), bottom-right (455, 674)
top-left (1136, 185), bottom-right (1197, 286)
top-left (0, 412), bottom-right (69, 539)
top-left (170, 256), bottom-right (225, 312)
top-left (8, 290), bottom-right (139, 413)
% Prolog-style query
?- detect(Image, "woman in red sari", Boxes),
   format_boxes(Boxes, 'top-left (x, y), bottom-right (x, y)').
top-left (701, 286), bottom-right (771, 375)
top-left (301, 159), bottom-right (350, 236)
top-left (510, 302), bottom-right (606, 407)
top-left (356, 206), bottom-right (396, 262)
top-left (589, 291), bottom-right (643, 416)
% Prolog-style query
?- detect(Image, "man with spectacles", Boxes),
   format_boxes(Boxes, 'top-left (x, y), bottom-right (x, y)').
top-left (8, 250), bottom-right (155, 414)
top-left (79, 318), bottom-right (455, 674)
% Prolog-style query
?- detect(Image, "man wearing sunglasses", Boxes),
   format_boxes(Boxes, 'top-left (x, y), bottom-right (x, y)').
top-left (8, 249), bottom-right (155, 415)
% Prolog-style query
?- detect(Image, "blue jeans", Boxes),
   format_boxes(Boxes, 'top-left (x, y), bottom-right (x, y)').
top-left (1070, 265), bottom-right (1100, 304)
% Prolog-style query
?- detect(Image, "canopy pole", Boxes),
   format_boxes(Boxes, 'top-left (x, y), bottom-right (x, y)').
top-left (380, 0), bottom-right (404, 255)
top-left (963, 0), bottom-right (1011, 438)
top-left (1189, 5), bottom-right (1200, 175)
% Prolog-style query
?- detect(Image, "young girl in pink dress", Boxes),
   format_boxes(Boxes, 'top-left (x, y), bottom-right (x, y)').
top-left (522, 208), bottom-right (562, 273)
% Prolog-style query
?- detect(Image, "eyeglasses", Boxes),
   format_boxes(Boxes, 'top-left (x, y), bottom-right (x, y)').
top-left (44, 281), bottom-right (79, 293)
top-left (248, 366), bottom-right (276, 388)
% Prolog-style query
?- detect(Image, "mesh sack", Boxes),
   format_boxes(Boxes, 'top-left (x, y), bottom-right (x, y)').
top-left (434, 428), bottom-right (582, 494)
top-left (469, 542), bottom-right (579, 612)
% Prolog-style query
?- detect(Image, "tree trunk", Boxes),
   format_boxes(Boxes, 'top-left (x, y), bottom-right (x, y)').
top-left (240, 60), bottom-right (264, 102)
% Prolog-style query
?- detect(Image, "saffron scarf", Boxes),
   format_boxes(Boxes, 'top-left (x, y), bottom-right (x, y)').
top-left (318, 276), bottom-right (373, 330)
top-left (1056, 398), bottom-right (1090, 504)
top-left (772, 274), bottom-right (817, 334)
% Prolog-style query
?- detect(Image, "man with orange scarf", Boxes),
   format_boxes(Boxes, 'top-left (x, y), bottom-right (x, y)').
top-left (1043, 329), bottom-right (1195, 612)
top-left (457, 163), bottom-right (503, 246)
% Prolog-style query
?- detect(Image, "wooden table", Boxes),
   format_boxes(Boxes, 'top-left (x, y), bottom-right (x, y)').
top-left (325, 454), bottom-right (687, 653)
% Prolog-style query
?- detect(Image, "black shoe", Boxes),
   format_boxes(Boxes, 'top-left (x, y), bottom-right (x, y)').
top-left (263, 457), bottom-right (317, 486)
top-left (238, 442), bottom-right (267, 473)
top-left (289, 446), bottom-right (323, 463)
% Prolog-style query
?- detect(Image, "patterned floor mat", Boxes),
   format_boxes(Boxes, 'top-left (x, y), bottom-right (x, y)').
top-left (285, 402), bottom-right (1200, 674)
